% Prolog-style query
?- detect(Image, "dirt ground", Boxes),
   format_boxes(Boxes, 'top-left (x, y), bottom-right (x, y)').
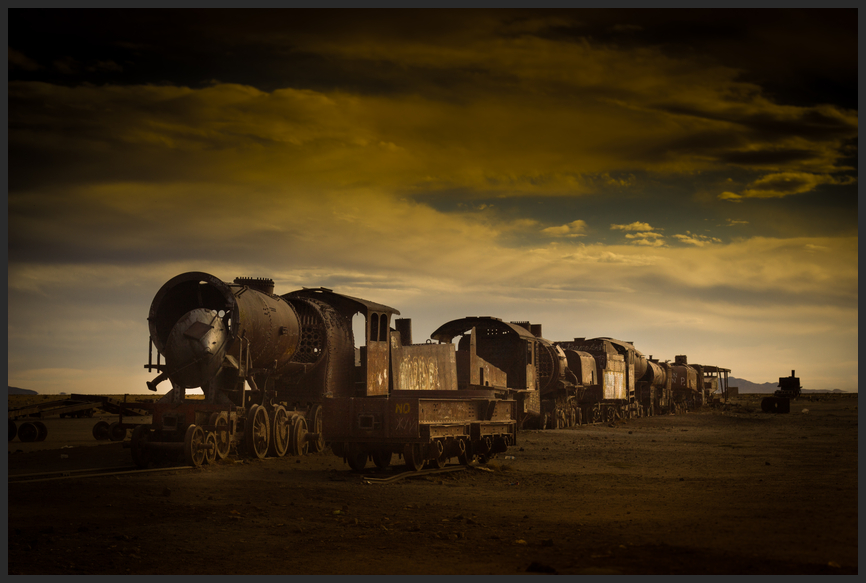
top-left (7, 393), bottom-right (858, 575)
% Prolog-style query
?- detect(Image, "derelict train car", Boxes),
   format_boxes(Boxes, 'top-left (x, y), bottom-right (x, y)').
top-left (134, 272), bottom-right (520, 470)
top-left (324, 317), bottom-right (530, 471)
top-left (435, 320), bottom-right (714, 427)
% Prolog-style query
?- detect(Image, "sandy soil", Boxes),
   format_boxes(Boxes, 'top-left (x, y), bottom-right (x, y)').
top-left (7, 393), bottom-right (858, 575)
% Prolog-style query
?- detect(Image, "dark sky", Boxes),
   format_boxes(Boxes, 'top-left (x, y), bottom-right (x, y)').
top-left (7, 8), bottom-right (859, 394)
top-left (9, 9), bottom-right (857, 107)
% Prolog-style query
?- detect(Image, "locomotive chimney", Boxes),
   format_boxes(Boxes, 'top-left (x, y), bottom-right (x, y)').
top-left (530, 324), bottom-right (542, 338)
top-left (234, 277), bottom-right (275, 295)
top-left (395, 318), bottom-right (413, 346)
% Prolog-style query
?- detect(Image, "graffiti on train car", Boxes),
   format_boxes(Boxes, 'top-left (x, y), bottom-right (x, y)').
top-left (399, 357), bottom-right (441, 391)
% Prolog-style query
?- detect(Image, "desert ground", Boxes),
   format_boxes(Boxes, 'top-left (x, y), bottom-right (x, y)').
top-left (7, 393), bottom-right (858, 575)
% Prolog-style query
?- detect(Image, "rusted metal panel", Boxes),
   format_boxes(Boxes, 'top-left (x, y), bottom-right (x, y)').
top-left (391, 340), bottom-right (457, 391)
top-left (453, 327), bottom-right (509, 389)
top-left (564, 350), bottom-right (597, 385)
top-left (521, 389), bottom-right (541, 416)
top-left (643, 360), bottom-right (667, 388)
top-left (365, 339), bottom-right (390, 396)
top-left (418, 399), bottom-right (479, 423)
top-left (388, 398), bottom-right (421, 439)
top-left (670, 364), bottom-right (698, 391)
top-left (525, 363), bottom-right (537, 391)
top-left (323, 397), bottom-right (393, 441)
top-left (603, 369), bottom-right (625, 400)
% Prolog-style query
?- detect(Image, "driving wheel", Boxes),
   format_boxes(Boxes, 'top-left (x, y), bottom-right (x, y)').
top-left (269, 406), bottom-right (289, 458)
top-left (184, 424), bottom-right (206, 467)
top-left (204, 432), bottom-right (217, 465)
top-left (245, 404), bottom-right (270, 459)
top-left (208, 412), bottom-right (231, 459)
top-left (308, 404), bottom-right (325, 454)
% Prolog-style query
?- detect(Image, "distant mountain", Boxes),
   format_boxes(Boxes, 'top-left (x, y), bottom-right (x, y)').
top-left (728, 376), bottom-right (847, 394)
top-left (8, 386), bottom-right (38, 395)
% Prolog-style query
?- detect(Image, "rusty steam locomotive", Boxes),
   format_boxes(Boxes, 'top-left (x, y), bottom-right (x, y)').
top-left (133, 272), bottom-right (728, 471)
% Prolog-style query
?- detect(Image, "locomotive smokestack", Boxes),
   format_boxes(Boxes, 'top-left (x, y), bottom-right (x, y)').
top-left (234, 277), bottom-right (275, 295)
top-left (530, 324), bottom-right (542, 338)
top-left (395, 318), bottom-right (413, 346)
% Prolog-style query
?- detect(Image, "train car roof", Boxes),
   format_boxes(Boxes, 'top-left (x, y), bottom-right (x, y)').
top-left (285, 287), bottom-right (400, 317)
top-left (698, 365), bottom-right (732, 373)
top-left (430, 316), bottom-right (537, 342)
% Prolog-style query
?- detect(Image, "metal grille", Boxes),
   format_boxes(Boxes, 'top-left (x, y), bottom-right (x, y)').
top-left (292, 301), bottom-right (326, 364)
top-left (537, 343), bottom-right (553, 380)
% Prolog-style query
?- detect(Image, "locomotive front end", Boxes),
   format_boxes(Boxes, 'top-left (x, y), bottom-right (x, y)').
top-left (146, 272), bottom-right (302, 401)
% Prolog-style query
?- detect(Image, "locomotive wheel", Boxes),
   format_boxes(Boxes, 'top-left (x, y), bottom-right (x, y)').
top-left (591, 405), bottom-right (603, 424)
top-left (34, 421), bottom-right (48, 442)
top-left (108, 421), bottom-right (127, 442)
top-left (245, 405), bottom-right (270, 459)
top-left (308, 404), bottom-right (325, 454)
top-left (208, 412), bottom-right (231, 459)
top-left (92, 420), bottom-right (110, 441)
top-left (371, 450), bottom-right (392, 470)
top-left (130, 425), bottom-right (151, 468)
top-left (604, 407), bottom-right (616, 424)
top-left (346, 445), bottom-right (367, 472)
top-left (457, 440), bottom-right (475, 465)
top-left (291, 415), bottom-right (309, 456)
top-left (403, 443), bottom-right (424, 471)
top-left (204, 432), bottom-right (217, 465)
top-left (18, 421), bottom-right (38, 443)
top-left (9, 420), bottom-right (17, 442)
top-left (269, 406), bottom-right (290, 458)
top-left (458, 450), bottom-right (476, 465)
top-left (184, 424), bottom-right (206, 467)
top-left (427, 441), bottom-right (447, 469)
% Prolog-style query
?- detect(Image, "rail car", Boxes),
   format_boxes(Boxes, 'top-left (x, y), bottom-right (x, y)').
top-left (323, 317), bottom-right (525, 471)
top-left (429, 318), bottom-right (729, 429)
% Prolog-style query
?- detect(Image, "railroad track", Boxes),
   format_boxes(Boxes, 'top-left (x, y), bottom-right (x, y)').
top-left (8, 465), bottom-right (196, 484)
top-left (9, 463), bottom-right (473, 485)
top-left (360, 464), bottom-right (472, 484)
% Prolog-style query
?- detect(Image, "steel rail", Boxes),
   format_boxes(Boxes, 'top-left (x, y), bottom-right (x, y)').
top-left (360, 464), bottom-right (469, 484)
top-left (9, 465), bottom-right (196, 484)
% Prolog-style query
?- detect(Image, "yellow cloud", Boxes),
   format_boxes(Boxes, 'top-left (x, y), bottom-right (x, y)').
top-left (541, 219), bottom-right (587, 237)
top-left (673, 232), bottom-right (722, 247)
top-left (740, 172), bottom-right (856, 199)
top-left (611, 222), bottom-right (655, 231)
